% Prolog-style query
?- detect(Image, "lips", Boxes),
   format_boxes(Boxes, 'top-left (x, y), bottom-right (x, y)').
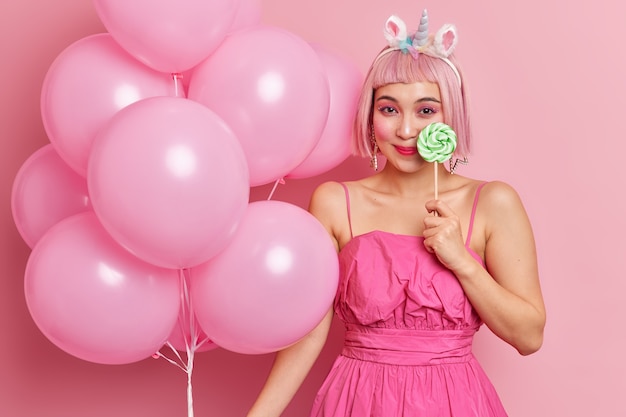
top-left (395, 145), bottom-right (417, 156)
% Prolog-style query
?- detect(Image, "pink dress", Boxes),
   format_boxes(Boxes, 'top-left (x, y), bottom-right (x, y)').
top-left (310, 182), bottom-right (508, 417)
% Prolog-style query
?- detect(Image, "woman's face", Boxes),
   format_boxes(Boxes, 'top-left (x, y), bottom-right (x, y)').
top-left (372, 81), bottom-right (444, 171)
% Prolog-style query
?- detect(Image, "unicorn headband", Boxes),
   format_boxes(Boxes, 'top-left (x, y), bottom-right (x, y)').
top-left (376, 10), bottom-right (461, 86)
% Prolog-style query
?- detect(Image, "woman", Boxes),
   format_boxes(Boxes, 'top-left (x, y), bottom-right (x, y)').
top-left (247, 10), bottom-right (546, 417)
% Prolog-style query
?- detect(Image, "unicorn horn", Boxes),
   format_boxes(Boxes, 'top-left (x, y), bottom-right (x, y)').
top-left (414, 9), bottom-right (429, 47)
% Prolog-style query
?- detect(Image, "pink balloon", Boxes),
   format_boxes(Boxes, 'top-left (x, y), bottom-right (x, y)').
top-left (93, 0), bottom-right (240, 73)
top-left (287, 45), bottom-right (364, 179)
top-left (11, 145), bottom-right (91, 248)
top-left (88, 96), bottom-right (250, 269)
top-left (190, 201), bottom-right (339, 354)
top-left (41, 33), bottom-right (178, 177)
top-left (229, 0), bottom-right (262, 33)
top-left (24, 212), bottom-right (180, 365)
top-left (188, 26), bottom-right (330, 186)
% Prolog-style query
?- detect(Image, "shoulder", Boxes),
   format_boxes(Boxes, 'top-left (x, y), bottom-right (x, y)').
top-left (309, 181), bottom-right (348, 212)
top-left (308, 181), bottom-right (350, 243)
top-left (478, 180), bottom-right (532, 236)
top-left (479, 181), bottom-right (526, 212)
top-left (310, 179), bottom-right (373, 212)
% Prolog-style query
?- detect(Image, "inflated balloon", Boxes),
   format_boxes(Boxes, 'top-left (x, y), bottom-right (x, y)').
top-left (11, 145), bottom-right (91, 248)
top-left (24, 212), bottom-right (180, 365)
top-left (93, 0), bottom-right (240, 73)
top-left (190, 200), bottom-right (339, 354)
top-left (40, 33), bottom-right (177, 177)
top-left (188, 25), bottom-right (330, 186)
top-left (229, 0), bottom-right (262, 33)
top-left (287, 45), bottom-right (364, 179)
top-left (88, 96), bottom-right (249, 269)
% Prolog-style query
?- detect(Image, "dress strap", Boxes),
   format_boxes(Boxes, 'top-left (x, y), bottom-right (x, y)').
top-left (465, 182), bottom-right (488, 247)
top-left (339, 182), bottom-right (354, 239)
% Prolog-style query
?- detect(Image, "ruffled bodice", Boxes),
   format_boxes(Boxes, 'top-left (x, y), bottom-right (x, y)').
top-left (335, 230), bottom-right (483, 333)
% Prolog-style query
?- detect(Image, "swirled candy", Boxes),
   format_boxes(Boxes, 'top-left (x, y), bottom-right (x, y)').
top-left (417, 122), bottom-right (457, 163)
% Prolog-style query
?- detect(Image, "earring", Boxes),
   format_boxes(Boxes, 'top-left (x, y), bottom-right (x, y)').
top-left (370, 142), bottom-right (379, 171)
top-left (449, 156), bottom-right (468, 174)
top-left (370, 128), bottom-right (379, 171)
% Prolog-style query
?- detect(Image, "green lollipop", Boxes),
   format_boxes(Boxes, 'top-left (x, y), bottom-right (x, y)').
top-left (417, 122), bottom-right (457, 163)
top-left (417, 122), bottom-right (457, 200)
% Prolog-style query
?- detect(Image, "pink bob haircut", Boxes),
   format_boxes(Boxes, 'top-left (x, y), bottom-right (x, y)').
top-left (353, 49), bottom-right (471, 160)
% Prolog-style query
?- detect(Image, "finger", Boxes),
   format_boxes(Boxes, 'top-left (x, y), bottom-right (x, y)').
top-left (424, 199), bottom-right (444, 217)
top-left (425, 199), bottom-right (455, 218)
top-left (422, 238), bottom-right (435, 253)
top-left (423, 215), bottom-right (443, 230)
top-left (424, 200), bottom-right (438, 217)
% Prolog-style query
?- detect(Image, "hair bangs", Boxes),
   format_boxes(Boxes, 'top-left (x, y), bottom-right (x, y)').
top-left (370, 53), bottom-right (438, 89)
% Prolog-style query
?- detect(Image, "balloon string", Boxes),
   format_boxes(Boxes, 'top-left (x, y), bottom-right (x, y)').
top-left (153, 268), bottom-right (197, 417)
top-left (153, 344), bottom-right (187, 372)
top-left (186, 347), bottom-right (195, 417)
top-left (153, 341), bottom-right (195, 417)
top-left (181, 269), bottom-right (193, 350)
top-left (267, 178), bottom-right (285, 200)
top-left (181, 268), bottom-right (195, 417)
top-left (172, 73), bottom-right (185, 98)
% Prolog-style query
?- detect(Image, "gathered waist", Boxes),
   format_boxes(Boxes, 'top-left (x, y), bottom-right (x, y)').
top-left (341, 324), bottom-right (477, 366)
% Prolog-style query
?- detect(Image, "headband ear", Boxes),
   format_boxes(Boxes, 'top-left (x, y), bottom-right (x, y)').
top-left (433, 24), bottom-right (458, 57)
top-left (383, 15), bottom-right (408, 48)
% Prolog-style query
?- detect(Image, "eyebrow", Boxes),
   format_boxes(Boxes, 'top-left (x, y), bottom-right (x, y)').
top-left (375, 95), bottom-right (441, 104)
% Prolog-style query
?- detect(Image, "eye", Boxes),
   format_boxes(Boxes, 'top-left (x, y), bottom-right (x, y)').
top-left (377, 105), bottom-right (398, 115)
top-left (418, 107), bottom-right (437, 115)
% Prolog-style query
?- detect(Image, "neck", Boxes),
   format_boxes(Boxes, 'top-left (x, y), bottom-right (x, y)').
top-left (374, 162), bottom-right (450, 198)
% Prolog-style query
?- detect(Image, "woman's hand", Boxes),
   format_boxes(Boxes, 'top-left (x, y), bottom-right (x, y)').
top-left (422, 199), bottom-right (474, 272)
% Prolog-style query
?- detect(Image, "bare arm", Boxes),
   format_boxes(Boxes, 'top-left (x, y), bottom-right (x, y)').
top-left (423, 181), bottom-right (546, 355)
top-left (246, 309), bottom-right (333, 417)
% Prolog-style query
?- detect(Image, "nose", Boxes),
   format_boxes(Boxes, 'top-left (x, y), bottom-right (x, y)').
top-left (397, 115), bottom-right (418, 140)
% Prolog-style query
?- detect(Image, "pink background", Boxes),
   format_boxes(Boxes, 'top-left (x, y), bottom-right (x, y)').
top-left (1, 0), bottom-right (624, 416)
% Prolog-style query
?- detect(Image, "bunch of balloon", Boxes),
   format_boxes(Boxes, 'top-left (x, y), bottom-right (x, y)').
top-left (11, 0), bottom-right (363, 415)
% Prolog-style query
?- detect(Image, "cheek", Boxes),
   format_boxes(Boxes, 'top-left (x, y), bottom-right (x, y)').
top-left (372, 118), bottom-right (394, 143)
